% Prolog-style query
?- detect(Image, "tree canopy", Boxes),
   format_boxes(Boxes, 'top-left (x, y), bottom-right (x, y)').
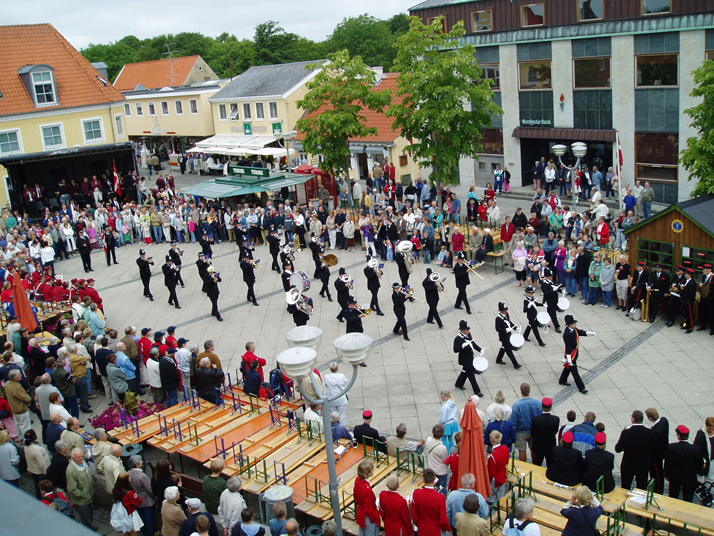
top-left (681, 59), bottom-right (714, 197)
top-left (388, 16), bottom-right (502, 185)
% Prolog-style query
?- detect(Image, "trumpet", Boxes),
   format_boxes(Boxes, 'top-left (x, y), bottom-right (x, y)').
top-left (430, 272), bottom-right (445, 291)
top-left (147, 257), bottom-right (155, 265)
top-left (251, 259), bottom-right (261, 268)
top-left (177, 249), bottom-right (184, 256)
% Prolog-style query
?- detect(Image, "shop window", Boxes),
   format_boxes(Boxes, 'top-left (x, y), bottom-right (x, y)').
top-left (426, 16), bottom-right (447, 32)
top-left (136, 102), bottom-right (143, 116)
top-left (124, 103), bottom-right (131, 116)
top-left (521, 4), bottom-right (545, 28)
top-left (148, 102), bottom-right (156, 116)
top-left (175, 100), bottom-right (183, 115)
top-left (481, 64), bottom-right (500, 90)
top-left (189, 99), bottom-right (198, 114)
top-left (519, 61), bottom-right (552, 89)
top-left (642, 0), bottom-right (671, 15)
top-left (229, 103), bottom-right (239, 120)
top-left (636, 133), bottom-right (678, 166)
top-left (579, 0), bottom-right (603, 21)
top-left (472, 10), bottom-right (493, 33)
top-left (242, 103), bottom-right (252, 120)
top-left (481, 128), bottom-right (504, 155)
top-left (637, 55), bottom-right (678, 86)
top-left (256, 102), bottom-right (265, 120)
top-left (638, 239), bottom-right (674, 272)
top-left (0, 130), bottom-right (21, 155)
top-left (708, 51), bottom-right (714, 61)
top-left (682, 246), bottom-right (714, 273)
top-left (269, 101), bottom-right (279, 120)
top-left (574, 58), bottom-right (610, 88)
top-left (41, 124), bottom-right (64, 149)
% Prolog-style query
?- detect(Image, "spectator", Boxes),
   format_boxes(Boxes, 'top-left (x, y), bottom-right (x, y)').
top-left (560, 486), bottom-right (603, 536)
top-left (128, 454), bottom-right (156, 536)
top-left (35, 372), bottom-right (60, 442)
top-left (66, 447), bottom-right (95, 529)
top-left (455, 494), bottom-right (489, 536)
top-left (386, 423), bottom-right (425, 461)
top-left (0, 429), bottom-right (21, 487)
top-left (354, 410), bottom-right (387, 454)
top-left (194, 357), bottom-right (225, 402)
top-left (243, 360), bottom-right (262, 397)
top-left (511, 383), bottom-right (542, 462)
top-left (569, 411), bottom-right (598, 456)
top-left (411, 468), bottom-right (450, 536)
top-left (502, 499), bottom-right (540, 536)
top-left (485, 390), bottom-right (512, 424)
top-left (546, 431), bottom-right (584, 486)
top-left (92, 428), bottom-right (112, 468)
top-left (107, 353), bottom-right (129, 402)
top-left (268, 501), bottom-right (288, 536)
top-left (180, 498), bottom-right (219, 536)
top-left (5, 369), bottom-right (32, 437)
top-left (484, 407), bottom-right (515, 450)
top-left (198, 340), bottom-right (223, 370)
top-left (378, 475), bottom-right (413, 536)
top-left (112, 472), bottom-right (143, 536)
top-left (583, 433), bottom-right (615, 494)
top-left (447, 472), bottom-right (489, 534)
top-left (324, 362), bottom-right (349, 426)
top-left (45, 413), bottom-right (66, 454)
top-left (162, 486), bottom-right (187, 536)
top-left (240, 342), bottom-right (266, 380)
top-left (99, 444), bottom-right (125, 494)
top-left (615, 410), bottom-right (656, 491)
top-left (665, 425), bottom-right (706, 502)
top-left (203, 459), bottom-right (227, 517)
top-left (425, 424), bottom-right (450, 494)
top-left (355, 460), bottom-right (380, 536)
top-left (530, 398), bottom-right (559, 467)
top-left (693, 416), bottom-right (714, 484)
top-left (46, 439), bottom-right (70, 491)
top-left (218, 475), bottom-right (247, 535)
top-left (60, 417), bottom-right (89, 459)
top-left (488, 431), bottom-right (510, 504)
top-left (160, 348), bottom-right (181, 407)
top-left (331, 412), bottom-right (353, 441)
top-left (231, 508), bottom-right (265, 536)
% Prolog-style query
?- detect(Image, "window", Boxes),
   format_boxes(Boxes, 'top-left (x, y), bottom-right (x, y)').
top-left (642, 0), bottom-right (671, 15)
top-left (32, 71), bottom-right (56, 105)
top-left (0, 130), bottom-right (22, 155)
top-left (255, 102), bottom-right (265, 120)
top-left (190, 99), bottom-right (198, 114)
top-left (637, 54), bottom-right (678, 86)
top-left (136, 102), bottom-right (143, 116)
top-left (242, 103), bottom-right (252, 120)
top-left (124, 103), bottom-right (131, 116)
top-left (638, 239), bottom-right (674, 272)
top-left (148, 102), bottom-right (156, 116)
top-left (478, 162), bottom-right (486, 171)
top-left (579, 0), bottom-right (603, 22)
top-left (708, 51), bottom-right (714, 61)
top-left (574, 58), bottom-right (611, 88)
top-left (682, 246), bottom-right (714, 274)
top-left (161, 101), bottom-right (169, 115)
top-left (114, 115), bottom-right (125, 138)
top-left (521, 4), bottom-right (545, 28)
top-left (636, 132), bottom-right (678, 182)
top-left (519, 61), bottom-right (552, 89)
top-left (41, 124), bottom-right (64, 149)
top-left (471, 10), bottom-right (493, 33)
top-left (573, 90), bottom-right (612, 130)
top-left (229, 103), bottom-right (239, 120)
top-left (481, 64), bottom-right (500, 90)
top-left (219, 104), bottom-right (227, 120)
top-left (426, 16), bottom-right (447, 32)
top-left (82, 118), bottom-right (104, 143)
top-left (269, 101), bottom-right (279, 120)
top-left (175, 100), bottom-right (183, 115)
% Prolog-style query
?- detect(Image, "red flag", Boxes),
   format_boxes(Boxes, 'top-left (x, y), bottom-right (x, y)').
top-left (113, 160), bottom-right (122, 197)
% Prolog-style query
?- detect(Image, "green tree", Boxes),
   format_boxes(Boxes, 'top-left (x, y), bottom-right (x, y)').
top-left (297, 51), bottom-right (392, 179)
top-left (388, 16), bottom-right (502, 185)
top-left (253, 21), bottom-right (300, 65)
top-left (387, 13), bottom-right (411, 37)
top-left (328, 15), bottom-right (397, 70)
top-left (681, 59), bottom-right (714, 196)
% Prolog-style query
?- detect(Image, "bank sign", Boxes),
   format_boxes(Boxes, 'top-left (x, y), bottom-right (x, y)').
top-left (521, 118), bottom-right (553, 126)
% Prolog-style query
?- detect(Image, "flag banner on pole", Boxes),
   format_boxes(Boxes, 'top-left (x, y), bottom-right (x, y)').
top-left (113, 160), bottom-right (122, 197)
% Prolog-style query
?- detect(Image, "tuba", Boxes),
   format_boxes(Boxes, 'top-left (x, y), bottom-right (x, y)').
top-left (368, 258), bottom-right (383, 279)
top-left (430, 271), bottom-right (444, 291)
top-left (397, 241), bottom-right (414, 272)
top-left (286, 288), bottom-right (313, 315)
top-left (340, 274), bottom-right (353, 288)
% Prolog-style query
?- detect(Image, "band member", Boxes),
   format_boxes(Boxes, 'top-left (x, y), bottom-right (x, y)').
top-left (84, 278), bottom-right (103, 311)
top-left (697, 263), bottom-right (712, 332)
top-left (343, 296), bottom-right (365, 334)
top-left (309, 236), bottom-right (323, 278)
top-left (287, 297), bottom-right (310, 326)
top-left (317, 260), bottom-right (332, 301)
top-left (540, 268), bottom-right (562, 333)
top-left (335, 268), bottom-right (351, 322)
top-left (267, 228), bottom-right (281, 272)
top-left (495, 302), bottom-right (521, 368)
top-left (137, 249), bottom-right (154, 301)
top-left (240, 235), bottom-right (255, 260)
top-left (282, 261), bottom-right (294, 293)
top-left (391, 283), bottom-right (410, 341)
top-left (423, 268), bottom-right (444, 328)
top-left (647, 263), bottom-right (670, 323)
top-left (196, 252), bottom-right (209, 293)
top-left (199, 230), bottom-right (214, 259)
top-left (364, 258), bottom-right (385, 316)
top-left (395, 245), bottom-right (411, 288)
top-left (559, 314), bottom-right (595, 394)
top-left (162, 255), bottom-right (181, 309)
top-left (522, 286), bottom-right (546, 346)
top-left (205, 266), bottom-right (223, 321)
top-left (169, 242), bottom-right (185, 288)
top-left (77, 229), bottom-right (93, 273)
top-left (454, 320), bottom-right (484, 396)
top-left (103, 225), bottom-right (118, 266)
top-left (241, 255), bottom-right (259, 306)
top-left (665, 265), bottom-right (685, 328)
top-left (280, 245), bottom-right (294, 269)
top-left (680, 268), bottom-right (696, 333)
top-left (626, 261), bottom-right (649, 316)
top-left (453, 252), bottom-right (471, 315)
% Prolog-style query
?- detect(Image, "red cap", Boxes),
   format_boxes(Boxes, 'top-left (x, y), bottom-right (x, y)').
top-left (595, 432), bottom-right (607, 444)
top-left (563, 431), bottom-right (574, 444)
top-left (363, 410), bottom-right (373, 420)
top-left (637, 261), bottom-right (646, 267)
top-left (676, 425), bottom-right (689, 435)
top-left (542, 397), bottom-right (553, 407)
top-left (87, 278), bottom-right (94, 283)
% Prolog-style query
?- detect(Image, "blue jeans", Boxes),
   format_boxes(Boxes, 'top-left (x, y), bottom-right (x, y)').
top-left (566, 275), bottom-right (578, 296)
top-left (580, 277), bottom-right (589, 300)
top-left (644, 202), bottom-right (652, 219)
top-left (495, 178), bottom-right (503, 193)
top-left (190, 231), bottom-right (196, 242)
top-left (588, 286), bottom-right (601, 304)
top-left (138, 505), bottom-right (155, 536)
top-left (424, 246), bottom-right (432, 264)
top-left (86, 368), bottom-right (92, 395)
top-left (166, 389), bottom-right (178, 408)
top-left (602, 290), bottom-right (612, 307)
top-left (559, 182), bottom-right (567, 196)
top-left (75, 376), bottom-right (90, 411)
top-left (436, 473), bottom-right (448, 496)
top-left (152, 225), bottom-right (163, 243)
top-left (63, 394), bottom-right (79, 418)
top-left (176, 230), bottom-right (185, 243)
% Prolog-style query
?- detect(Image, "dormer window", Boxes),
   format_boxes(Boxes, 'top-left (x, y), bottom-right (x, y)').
top-left (19, 65), bottom-right (59, 107)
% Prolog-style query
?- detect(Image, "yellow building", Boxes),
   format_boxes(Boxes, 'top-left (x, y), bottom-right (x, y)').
top-left (0, 24), bottom-right (130, 210)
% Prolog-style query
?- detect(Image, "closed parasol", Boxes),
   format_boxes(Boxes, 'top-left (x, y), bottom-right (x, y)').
top-left (11, 269), bottom-right (38, 332)
top-left (457, 398), bottom-right (490, 498)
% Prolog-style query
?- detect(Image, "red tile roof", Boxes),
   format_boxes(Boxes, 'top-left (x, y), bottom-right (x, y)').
top-left (113, 55), bottom-right (201, 92)
top-left (0, 24), bottom-right (125, 117)
top-left (296, 73), bottom-right (404, 144)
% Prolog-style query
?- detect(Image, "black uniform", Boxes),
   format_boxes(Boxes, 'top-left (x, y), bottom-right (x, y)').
top-left (267, 233), bottom-right (281, 272)
top-left (287, 299), bottom-right (311, 327)
top-left (392, 290), bottom-right (409, 340)
top-left (647, 269), bottom-right (670, 322)
top-left (316, 262), bottom-right (332, 300)
top-left (453, 332), bottom-right (482, 394)
top-left (698, 272), bottom-right (713, 331)
top-left (241, 260), bottom-right (258, 305)
top-left (615, 424), bottom-right (656, 490)
top-left (666, 273), bottom-right (684, 325)
top-left (77, 234), bottom-right (92, 272)
top-left (530, 412), bottom-right (560, 467)
top-left (162, 262), bottom-right (181, 308)
top-left (137, 256), bottom-right (153, 300)
top-left (205, 272), bottom-right (223, 320)
top-left (665, 440), bottom-right (706, 502)
top-left (104, 231), bottom-right (118, 266)
top-left (522, 296), bottom-right (545, 345)
top-left (309, 241), bottom-right (322, 278)
top-left (651, 416), bottom-right (670, 494)
top-left (395, 252), bottom-right (410, 288)
top-left (495, 313), bottom-right (520, 367)
top-left (343, 307), bottom-right (364, 333)
top-left (541, 277), bottom-right (562, 331)
top-left (423, 276), bottom-right (443, 328)
top-left (280, 250), bottom-right (293, 269)
top-left (453, 262), bottom-right (471, 314)
top-left (559, 326), bottom-right (588, 392)
top-left (281, 268), bottom-right (293, 292)
top-left (199, 233), bottom-right (213, 258)
top-left (335, 277), bottom-right (350, 321)
top-left (364, 265), bottom-right (383, 315)
top-left (680, 276), bottom-right (696, 332)
top-left (546, 445), bottom-right (584, 486)
top-left (627, 268), bottom-right (649, 313)
top-left (583, 448), bottom-right (616, 493)
top-left (196, 257), bottom-right (209, 293)
top-left (169, 248), bottom-right (185, 287)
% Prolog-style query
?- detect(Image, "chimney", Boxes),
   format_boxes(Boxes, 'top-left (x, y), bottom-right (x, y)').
top-left (91, 62), bottom-right (109, 79)
top-left (370, 66), bottom-right (384, 83)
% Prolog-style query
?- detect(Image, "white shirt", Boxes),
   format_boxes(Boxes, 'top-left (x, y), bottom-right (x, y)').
top-left (146, 359), bottom-right (162, 388)
top-left (40, 246), bottom-right (56, 263)
top-left (218, 489), bottom-right (247, 531)
top-left (176, 348), bottom-right (192, 373)
top-left (49, 403), bottom-right (71, 426)
top-left (324, 372), bottom-right (348, 406)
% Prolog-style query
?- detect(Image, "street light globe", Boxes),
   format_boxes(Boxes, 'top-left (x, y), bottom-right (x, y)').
top-left (552, 144), bottom-right (567, 157)
top-left (571, 142), bottom-right (588, 158)
top-left (285, 326), bottom-right (323, 351)
top-left (333, 333), bottom-right (373, 367)
top-left (276, 347), bottom-right (317, 381)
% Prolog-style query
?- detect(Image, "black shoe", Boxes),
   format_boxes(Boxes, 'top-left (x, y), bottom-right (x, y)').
top-left (403, 336), bottom-right (410, 341)
top-left (539, 342), bottom-right (546, 347)
top-left (337, 317), bottom-right (344, 323)
top-left (697, 327), bottom-right (707, 331)
top-left (181, 285), bottom-right (185, 288)
top-left (496, 360), bottom-right (506, 365)
top-left (466, 310), bottom-right (472, 315)
top-left (666, 321), bottom-right (673, 327)
top-left (455, 385), bottom-right (466, 391)
top-left (426, 321), bottom-right (435, 324)
top-left (377, 312), bottom-right (385, 316)
top-left (89, 269), bottom-right (94, 272)
top-left (393, 330), bottom-right (400, 335)
top-left (149, 296), bottom-right (154, 301)
top-left (328, 297), bottom-right (333, 302)
top-left (81, 407), bottom-right (92, 414)
top-left (524, 338), bottom-right (531, 342)
top-left (559, 382), bottom-right (571, 386)
top-left (514, 364), bottom-right (522, 369)
top-left (649, 318), bottom-right (655, 323)
top-left (359, 362), bottom-right (367, 367)
top-left (438, 324), bottom-right (444, 329)
top-left (476, 392), bottom-right (484, 397)
top-left (579, 389), bottom-right (589, 394)
top-left (175, 305), bottom-right (181, 309)
top-left (555, 327), bottom-right (562, 333)
top-left (454, 306), bottom-right (463, 310)
top-left (253, 301), bottom-right (259, 306)
top-left (615, 305), bottom-right (622, 310)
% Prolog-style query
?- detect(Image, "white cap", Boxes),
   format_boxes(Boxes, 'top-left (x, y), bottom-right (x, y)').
top-left (186, 498), bottom-right (201, 509)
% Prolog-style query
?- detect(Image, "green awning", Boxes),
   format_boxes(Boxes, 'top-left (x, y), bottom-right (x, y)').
top-left (184, 172), bottom-right (314, 199)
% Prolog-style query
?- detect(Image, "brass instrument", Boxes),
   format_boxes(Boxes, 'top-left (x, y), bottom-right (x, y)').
top-left (294, 233), bottom-right (302, 251)
top-left (400, 286), bottom-right (426, 303)
top-left (251, 259), bottom-right (261, 269)
top-left (147, 257), bottom-right (155, 265)
top-left (323, 254), bottom-right (339, 267)
top-left (286, 288), bottom-right (313, 316)
top-left (357, 304), bottom-right (383, 328)
top-left (340, 274), bottom-right (353, 288)
top-left (430, 271), bottom-right (445, 291)
top-left (641, 288), bottom-right (651, 323)
top-left (368, 259), bottom-right (383, 279)
top-left (459, 259), bottom-right (485, 281)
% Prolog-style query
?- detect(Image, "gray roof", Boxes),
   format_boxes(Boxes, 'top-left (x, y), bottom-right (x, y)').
top-left (210, 60), bottom-right (324, 100)
top-left (678, 195), bottom-right (714, 237)
top-left (409, 0), bottom-right (476, 11)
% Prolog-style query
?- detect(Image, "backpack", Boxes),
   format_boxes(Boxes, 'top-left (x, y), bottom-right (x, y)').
top-left (258, 382), bottom-right (275, 400)
top-left (504, 516), bottom-right (531, 536)
top-left (110, 501), bottom-right (133, 533)
top-left (269, 368), bottom-right (286, 396)
top-left (47, 493), bottom-right (74, 518)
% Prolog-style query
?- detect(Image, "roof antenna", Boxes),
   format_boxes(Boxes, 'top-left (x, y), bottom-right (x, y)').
top-left (164, 43), bottom-right (177, 86)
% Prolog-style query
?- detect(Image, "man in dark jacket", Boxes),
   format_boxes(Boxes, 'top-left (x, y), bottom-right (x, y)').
top-left (194, 357), bottom-right (225, 403)
top-left (546, 431), bottom-right (584, 486)
top-left (104, 226), bottom-right (118, 266)
top-left (77, 230), bottom-right (93, 273)
top-left (45, 414), bottom-right (66, 454)
top-left (569, 412), bottom-right (598, 456)
top-left (665, 425), bottom-right (706, 502)
top-left (353, 410), bottom-right (387, 453)
top-left (47, 440), bottom-right (70, 490)
top-left (136, 249), bottom-right (154, 301)
top-left (615, 410), bottom-right (656, 490)
top-left (583, 432), bottom-right (615, 493)
top-left (530, 397), bottom-right (559, 467)
top-left (160, 349), bottom-right (181, 407)
top-left (163, 256), bottom-right (181, 309)
top-left (646, 408), bottom-right (669, 494)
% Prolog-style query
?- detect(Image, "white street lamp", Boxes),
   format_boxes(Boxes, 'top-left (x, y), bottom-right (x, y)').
top-left (285, 326), bottom-right (323, 351)
top-left (278, 130), bottom-right (299, 172)
top-left (552, 142), bottom-right (587, 207)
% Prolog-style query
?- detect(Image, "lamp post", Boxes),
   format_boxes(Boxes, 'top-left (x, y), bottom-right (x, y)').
top-left (279, 130), bottom-right (298, 172)
top-left (278, 330), bottom-right (373, 536)
top-left (552, 142), bottom-right (587, 208)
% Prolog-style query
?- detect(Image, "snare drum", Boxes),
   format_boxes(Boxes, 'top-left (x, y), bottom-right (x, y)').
top-left (557, 297), bottom-right (571, 312)
top-left (473, 356), bottom-right (489, 375)
top-left (509, 333), bottom-right (525, 351)
top-left (289, 270), bottom-right (311, 292)
top-left (536, 311), bottom-right (551, 331)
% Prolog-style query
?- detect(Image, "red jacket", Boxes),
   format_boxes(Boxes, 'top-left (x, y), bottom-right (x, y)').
top-left (597, 222), bottom-right (610, 245)
top-left (501, 222), bottom-right (515, 243)
top-left (477, 205), bottom-right (488, 222)
top-left (451, 233), bottom-right (465, 252)
top-left (445, 453), bottom-right (460, 491)
top-left (138, 337), bottom-right (153, 363)
top-left (410, 487), bottom-right (449, 536)
top-left (355, 477), bottom-right (380, 528)
top-left (122, 490), bottom-right (143, 514)
top-left (166, 335), bottom-right (178, 349)
top-left (41, 490), bottom-right (70, 507)
top-left (379, 489), bottom-right (413, 536)
top-left (84, 286), bottom-right (103, 308)
top-left (488, 443), bottom-right (510, 488)
top-left (241, 351), bottom-right (267, 381)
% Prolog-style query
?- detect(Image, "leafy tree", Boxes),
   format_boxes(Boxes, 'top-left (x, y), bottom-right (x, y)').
top-left (389, 16), bottom-right (502, 185)
top-left (253, 21), bottom-right (300, 65)
top-left (681, 59), bottom-right (714, 196)
top-left (297, 50), bottom-right (392, 180)
top-left (387, 14), bottom-right (410, 37)
top-left (328, 15), bottom-right (397, 70)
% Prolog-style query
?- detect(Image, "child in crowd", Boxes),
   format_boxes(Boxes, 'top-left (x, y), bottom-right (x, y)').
top-left (436, 244), bottom-right (448, 266)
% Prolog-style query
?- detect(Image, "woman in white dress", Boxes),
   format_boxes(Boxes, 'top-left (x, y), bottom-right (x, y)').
top-left (61, 222), bottom-right (76, 253)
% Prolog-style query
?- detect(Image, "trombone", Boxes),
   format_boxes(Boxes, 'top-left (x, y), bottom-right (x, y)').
top-left (356, 305), bottom-right (383, 328)
top-left (400, 286), bottom-right (426, 303)
top-left (459, 259), bottom-right (485, 281)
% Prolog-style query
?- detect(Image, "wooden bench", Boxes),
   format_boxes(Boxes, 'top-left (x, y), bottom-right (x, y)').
top-left (486, 250), bottom-right (508, 275)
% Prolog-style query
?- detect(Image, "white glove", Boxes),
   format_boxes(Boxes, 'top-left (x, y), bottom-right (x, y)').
top-left (517, 326), bottom-right (522, 334)
top-left (462, 342), bottom-right (470, 349)
top-left (479, 349), bottom-right (485, 358)
top-left (505, 327), bottom-right (513, 334)
top-left (566, 354), bottom-right (574, 366)
top-left (586, 331), bottom-right (596, 337)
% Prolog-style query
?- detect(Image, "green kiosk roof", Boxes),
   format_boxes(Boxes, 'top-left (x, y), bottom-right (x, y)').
top-left (184, 167), bottom-right (314, 199)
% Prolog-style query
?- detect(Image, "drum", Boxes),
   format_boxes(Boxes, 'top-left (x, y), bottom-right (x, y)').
top-left (557, 297), bottom-right (571, 312)
top-left (630, 307), bottom-right (642, 321)
top-left (289, 270), bottom-right (311, 292)
top-left (509, 333), bottom-right (525, 351)
top-left (536, 311), bottom-right (551, 330)
top-left (473, 356), bottom-right (489, 375)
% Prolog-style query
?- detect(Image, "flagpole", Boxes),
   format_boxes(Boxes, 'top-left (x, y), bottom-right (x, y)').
top-left (616, 132), bottom-right (623, 216)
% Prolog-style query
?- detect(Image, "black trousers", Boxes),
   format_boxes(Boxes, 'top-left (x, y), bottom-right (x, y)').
top-left (427, 302), bottom-right (442, 327)
top-left (650, 457), bottom-right (665, 494)
top-left (208, 293), bottom-right (221, 318)
top-left (649, 291), bottom-right (665, 320)
top-left (455, 364), bottom-right (480, 394)
top-left (105, 247), bottom-right (117, 266)
top-left (393, 312), bottom-right (408, 338)
top-left (455, 286), bottom-right (470, 312)
top-left (546, 301), bottom-right (560, 329)
top-left (176, 269), bottom-right (184, 287)
top-left (683, 302), bottom-right (694, 331)
top-left (559, 364), bottom-right (585, 390)
top-left (80, 251), bottom-right (92, 272)
top-left (627, 288), bottom-right (645, 311)
top-left (532, 447), bottom-right (553, 467)
top-left (167, 285), bottom-right (179, 307)
top-left (319, 278), bottom-right (331, 298)
top-left (666, 296), bottom-right (681, 322)
top-left (699, 298), bottom-right (711, 329)
top-left (141, 274), bottom-right (152, 298)
top-left (271, 253), bottom-right (280, 272)
top-left (523, 321), bottom-right (544, 344)
top-left (369, 288), bottom-right (382, 314)
top-left (246, 282), bottom-right (256, 303)
top-left (496, 340), bottom-right (519, 367)
top-left (621, 470), bottom-right (649, 491)
top-left (400, 270), bottom-right (409, 288)
top-left (337, 298), bottom-right (348, 320)
top-left (669, 481), bottom-right (696, 502)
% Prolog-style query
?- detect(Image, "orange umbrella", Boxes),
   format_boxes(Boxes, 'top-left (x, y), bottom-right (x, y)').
top-left (457, 398), bottom-right (490, 498)
top-left (11, 270), bottom-right (38, 332)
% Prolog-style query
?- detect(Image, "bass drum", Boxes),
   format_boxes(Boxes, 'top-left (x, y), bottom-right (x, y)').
top-left (536, 311), bottom-right (551, 333)
top-left (557, 297), bottom-right (571, 312)
top-left (473, 356), bottom-right (489, 375)
top-left (289, 270), bottom-right (311, 292)
top-left (509, 333), bottom-right (525, 351)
